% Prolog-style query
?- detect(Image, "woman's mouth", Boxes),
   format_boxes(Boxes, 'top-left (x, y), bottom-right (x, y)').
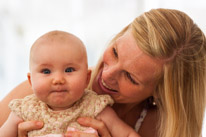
top-left (98, 71), bottom-right (118, 94)
top-left (101, 79), bottom-right (114, 90)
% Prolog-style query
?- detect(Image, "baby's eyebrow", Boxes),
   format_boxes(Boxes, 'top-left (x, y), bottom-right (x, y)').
top-left (39, 64), bottom-right (52, 67)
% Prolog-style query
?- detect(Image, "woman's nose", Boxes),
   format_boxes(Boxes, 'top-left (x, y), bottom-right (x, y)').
top-left (52, 73), bottom-right (65, 85)
top-left (102, 63), bottom-right (120, 84)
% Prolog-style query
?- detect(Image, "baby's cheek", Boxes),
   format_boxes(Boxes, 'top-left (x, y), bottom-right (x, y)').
top-left (32, 83), bottom-right (42, 93)
top-left (32, 81), bottom-right (49, 96)
top-left (71, 78), bottom-right (87, 92)
top-left (33, 87), bottom-right (49, 104)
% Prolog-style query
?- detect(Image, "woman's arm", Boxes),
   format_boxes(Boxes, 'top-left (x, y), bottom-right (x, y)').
top-left (0, 80), bottom-right (33, 126)
top-left (0, 112), bottom-right (23, 137)
top-left (72, 107), bottom-right (140, 137)
top-left (97, 106), bottom-right (140, 137)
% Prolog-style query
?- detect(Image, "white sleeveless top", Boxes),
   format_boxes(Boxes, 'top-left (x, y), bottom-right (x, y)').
top-left (135, 108), bottom-right (148, 132)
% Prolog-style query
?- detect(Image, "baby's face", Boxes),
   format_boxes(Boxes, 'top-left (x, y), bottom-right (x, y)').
top-left (28, 36), bottom-right (90, 111)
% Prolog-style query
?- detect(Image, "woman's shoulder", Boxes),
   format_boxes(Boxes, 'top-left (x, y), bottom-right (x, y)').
top-left (138, 107), bottom-right (158, 137)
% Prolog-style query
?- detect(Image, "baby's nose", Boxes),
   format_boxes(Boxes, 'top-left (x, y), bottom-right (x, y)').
top-left (52, 73), bottom-right (65, 85)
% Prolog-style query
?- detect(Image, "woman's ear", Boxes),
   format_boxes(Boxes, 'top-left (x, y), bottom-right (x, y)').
top-left (27, 73), bottom-right (32, 86)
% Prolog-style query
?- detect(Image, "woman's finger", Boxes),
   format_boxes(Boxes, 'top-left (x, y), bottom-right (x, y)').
top-left (77, 117), bottom-right (111, 137)
top-left (18, 121), bottom-right (43, 137)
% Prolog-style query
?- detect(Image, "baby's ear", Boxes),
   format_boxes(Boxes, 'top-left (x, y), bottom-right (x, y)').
top-left (27, 73), bottom-right (32, 86)
top-left (86, 69), bottom-right (92, 86)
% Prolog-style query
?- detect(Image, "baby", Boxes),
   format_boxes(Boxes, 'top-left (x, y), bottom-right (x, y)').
top-left (0, 30), bottom-right (140, 137)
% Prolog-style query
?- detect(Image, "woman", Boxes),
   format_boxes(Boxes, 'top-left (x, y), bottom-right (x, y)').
top-left (1, 8), bottom-right (206, 137)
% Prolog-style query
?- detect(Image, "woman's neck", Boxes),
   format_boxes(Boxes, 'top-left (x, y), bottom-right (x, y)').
top-left (112, 102), bottom-right (145, 120)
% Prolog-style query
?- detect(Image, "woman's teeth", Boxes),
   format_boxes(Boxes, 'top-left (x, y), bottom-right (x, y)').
top-left (101, 79), bottom-right (114, 90)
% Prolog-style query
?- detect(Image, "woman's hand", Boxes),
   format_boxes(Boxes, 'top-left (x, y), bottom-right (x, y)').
top-left (18, 121), bottom-right (43, 137)
top-left (67, 117), bottom-right (112, 137)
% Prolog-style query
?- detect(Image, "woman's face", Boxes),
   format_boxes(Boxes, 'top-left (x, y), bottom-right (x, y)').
top-left (92, 31), bottom-right (163, 104)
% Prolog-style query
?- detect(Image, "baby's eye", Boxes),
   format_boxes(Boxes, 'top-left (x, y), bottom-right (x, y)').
top-left (42, 69), bottom-right (51, 74)
top-left (65, 67), bottom-right (75, 73)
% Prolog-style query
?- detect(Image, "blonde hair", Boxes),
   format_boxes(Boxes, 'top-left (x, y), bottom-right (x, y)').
top-left (88, 8), bottom-right (206, 137)
top-left (132, 9), bottom-right (206, 137)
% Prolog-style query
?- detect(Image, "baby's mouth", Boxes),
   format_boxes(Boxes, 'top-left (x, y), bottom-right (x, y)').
top-left (52, 89), bottom-right (67, 93)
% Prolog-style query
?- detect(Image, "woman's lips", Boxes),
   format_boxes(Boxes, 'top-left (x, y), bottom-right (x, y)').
top-left (97, 70), bottom-right (118, 94)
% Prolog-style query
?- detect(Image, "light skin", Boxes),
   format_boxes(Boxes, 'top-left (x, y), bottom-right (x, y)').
top-left (1, 8), bottom-right (205, 137)
top-left (0, 31), bottom-right (141, 137)
top-left (27, 32), bottom-right (90, 111)
top-left (93, 31), bottom-right (162, 103)
top-left (59, 30), bottom-right (162, 137)
top-left (89, 30), bottom-right (162, 137)
top-left (0, 30), bottom-right (161, 137)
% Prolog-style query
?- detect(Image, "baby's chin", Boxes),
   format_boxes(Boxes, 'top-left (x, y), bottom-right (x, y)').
top-left (47, 104), bottom-right (72, 111)
top-left (47, 100), bottom-right (75, 111)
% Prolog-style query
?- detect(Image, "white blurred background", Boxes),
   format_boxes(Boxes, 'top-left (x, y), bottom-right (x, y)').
top-left (0, 0), bottom-right (205, 136)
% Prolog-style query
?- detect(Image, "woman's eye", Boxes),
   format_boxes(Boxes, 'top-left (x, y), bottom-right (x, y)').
top-left (112, 47), bottom-right (118, 58)
top-left (42, 69), bottom-right (51, 74)
top-left (65, 67), bottom-right (75, 73)
top-left (126, 72), bottom-right (138, 85)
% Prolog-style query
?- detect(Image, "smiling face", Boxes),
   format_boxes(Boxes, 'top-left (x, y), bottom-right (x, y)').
top-left (92, 30), bottom-right (163, 104)
top-left (28, 31), bottom-right (90, 111)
